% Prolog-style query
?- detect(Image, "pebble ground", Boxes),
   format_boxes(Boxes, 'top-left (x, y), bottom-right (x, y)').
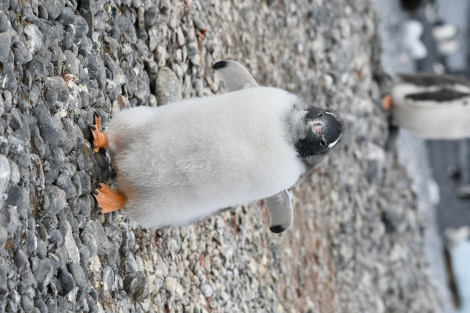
top-left (0, 0), bottom-right (443, 312)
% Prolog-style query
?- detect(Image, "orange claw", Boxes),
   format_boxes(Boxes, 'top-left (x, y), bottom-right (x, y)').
top-left (90, 113), bottom-right (109, 153)
top-left (382, 94), bottom-right (393, 110)
top-left (93, 184), bottom-right (126, 213)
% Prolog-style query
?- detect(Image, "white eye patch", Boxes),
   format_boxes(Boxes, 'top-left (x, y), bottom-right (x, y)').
top-left (328, 135), bottom-right (341, 148)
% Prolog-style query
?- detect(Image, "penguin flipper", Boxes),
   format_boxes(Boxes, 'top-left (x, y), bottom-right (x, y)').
top-left (213, 60), bottom-right (258, 92)
top-left (265, 189), bottom-right (293, 233)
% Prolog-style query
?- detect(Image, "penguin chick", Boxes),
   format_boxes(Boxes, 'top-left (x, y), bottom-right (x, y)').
top-left (383, 73), bottom-right (470, 139)
top-left (90, 60), bottom-right (343, 232)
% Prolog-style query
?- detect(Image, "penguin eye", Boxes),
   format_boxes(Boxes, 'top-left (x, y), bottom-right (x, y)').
top-left (320, 140), bottom-right (327, 147)
top-left (318, 113), bottom-right (324, 117)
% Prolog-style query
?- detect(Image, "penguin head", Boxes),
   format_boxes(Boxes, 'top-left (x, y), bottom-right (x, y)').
top-left (294, 108), bottom-right (343, 170)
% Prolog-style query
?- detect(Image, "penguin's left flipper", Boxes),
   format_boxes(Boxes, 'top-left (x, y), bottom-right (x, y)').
top-left (265, 189), bottom-right (293, 233)
top-left (213, 60), bottom-right (258, 91)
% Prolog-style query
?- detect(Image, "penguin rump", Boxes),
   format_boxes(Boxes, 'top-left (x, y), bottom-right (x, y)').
top-left (90, 60), bottom-right (343, 233)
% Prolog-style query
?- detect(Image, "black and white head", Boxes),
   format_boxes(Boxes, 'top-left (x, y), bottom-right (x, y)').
top-left (293, 107), bottom-right (343, 171)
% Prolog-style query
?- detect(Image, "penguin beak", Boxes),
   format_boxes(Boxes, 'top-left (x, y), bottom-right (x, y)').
top-left (312, 121), bottom-right (323, 134)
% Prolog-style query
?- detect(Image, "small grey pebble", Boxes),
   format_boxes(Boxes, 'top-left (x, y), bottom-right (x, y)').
top-left (12, 40), bottom-right (33, 65)
top-left (62, 24), bottom-right (75, 50)
top-left (68, 263), bottom-right (87, 289)
top-left (45, 76), bottom-right (69, 103)
top-left (0, 10), bottom-right (9, 32)
top-left (72, 171), bottom-right (91, 197)
top-left (0, 136), bottom-right (8, 155)
top-left (45, 298), bottom-right (57, 313)
top-left (0, 32), bottom-right (11, 64)
top-left (48, 229), bottom-right (64, 246)
top-left (9, 108), bottom-right (23, 131)
top-left (58, 269), bottom-right (76, 296)
top-left (35, 298), bottom-right (49, 313)
top-left (0, 268), bottom-right (7, 295)
top-left (38, 4), bottom-right (49, 19)
top-left (74, 15), bottom-right (89, 40)
top-left (124, 272), bottom-right (147, 300)
top-left (44, 185), bottom-right (68, 216)
top-left (5, 185), bottom-right (29, 221)
top-left (21, 294), bottom-right (35, 312)
top-left (60, 119), bottom-right (79, 154)
top-left (25, 229), bottom-right (37, 255)
top-left (35, 18), bottom-right (59, 49)
top-left (13, 249), bottom-right (29, 275)
top-left (0, 155), bottom-right (10, 197)
top-left (55, 172), bottom-right (77, 199)
top-left (44, 147), bottom-right (65, 184)
top-left (34, 104), bottom-right (59, 146)
top-left (144, 7), bottom-right (158, 27)
top-left (156, 67), bottom-right (182, 105)
top-left (44, 0), bottom-right (65, 20)
top-left (20, 1), bottom-right (35, 22)
top-left (124, 254), bottom-right (138, 274)
top-left (58, 7), bottom-right (75, 25)
top-left (64, 50), bottom-right (79, 76)
top-left (34, 259), bottom-right (54, 292)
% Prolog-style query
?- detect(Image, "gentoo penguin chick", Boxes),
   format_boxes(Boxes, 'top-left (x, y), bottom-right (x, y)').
top-left (90, 60), bottom-right (343, 233)
top-left (383, 73), bottom-right (470, 139)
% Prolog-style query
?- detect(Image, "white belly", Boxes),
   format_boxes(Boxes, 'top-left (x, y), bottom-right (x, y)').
top-left (105, 87), bottom-right (305, 227)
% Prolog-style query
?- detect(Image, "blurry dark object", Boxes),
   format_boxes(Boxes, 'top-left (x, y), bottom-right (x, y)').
top-left (448, 166), bottom-right (470, 199)
top-left (400, 0), bottom-right (428, 11)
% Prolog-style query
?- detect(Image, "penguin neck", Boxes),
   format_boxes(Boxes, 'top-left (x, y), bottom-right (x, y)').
top-left (283, 103), bottom-right (309, 147)
top-left (283, 104), bottom-right (318, 173)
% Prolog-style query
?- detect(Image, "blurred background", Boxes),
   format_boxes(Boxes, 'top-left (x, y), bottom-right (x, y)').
top-left (375, 1), bottom-right (470, 312)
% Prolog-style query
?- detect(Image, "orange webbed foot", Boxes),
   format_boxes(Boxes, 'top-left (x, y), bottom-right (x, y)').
top-left (382, 94), bottom-right (393, 110)
top-left (89, 112), bottom-right (109, 153)
top-left (93, 183), bottom-right (126, 213)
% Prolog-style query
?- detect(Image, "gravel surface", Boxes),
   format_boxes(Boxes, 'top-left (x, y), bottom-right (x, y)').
top-left (0, 0), bottom-right (444, 312)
